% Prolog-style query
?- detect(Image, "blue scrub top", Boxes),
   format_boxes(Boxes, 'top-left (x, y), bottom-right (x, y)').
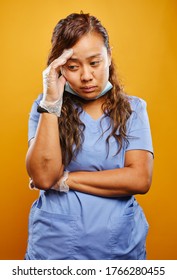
top-left (25, 94), bottom-right (153, 260)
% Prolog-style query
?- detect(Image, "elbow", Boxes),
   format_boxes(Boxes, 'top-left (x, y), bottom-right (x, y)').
top-left (31, 177), bottom-right (56, 190)
top-left (137, 175), bottom-right (152, 194)
top-left (30, 171), bottom-right (62, 190)
top-left (25, 146), bottom-right (64, 190)
top-left (27, 165), bottom-right (64, 191)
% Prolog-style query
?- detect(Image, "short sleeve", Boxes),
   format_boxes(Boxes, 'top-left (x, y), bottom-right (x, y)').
top-left (28, 94), bottom-right (43, 142)
top-left (126, 97), bottom-right (153, 154)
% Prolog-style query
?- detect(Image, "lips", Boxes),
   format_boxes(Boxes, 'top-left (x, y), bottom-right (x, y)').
top-left (80, 86), bottom-right (97, 93)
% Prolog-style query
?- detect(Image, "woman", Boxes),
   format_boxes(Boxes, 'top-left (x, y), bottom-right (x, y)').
top-left (25, 12), bottom-right (153, 260)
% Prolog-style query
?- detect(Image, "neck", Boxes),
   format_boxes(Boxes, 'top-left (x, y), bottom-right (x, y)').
top-left (82, 95), bottom-right (106, 120)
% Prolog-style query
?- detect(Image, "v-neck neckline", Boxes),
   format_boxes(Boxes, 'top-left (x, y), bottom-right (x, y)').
top-left (82, 110), bottom-right (105, 122)
top-left (80, 95), bottom-right (106, 122)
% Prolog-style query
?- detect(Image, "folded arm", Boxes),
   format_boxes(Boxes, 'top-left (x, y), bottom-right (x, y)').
top-left (67, 150), bottom-right (153, 197)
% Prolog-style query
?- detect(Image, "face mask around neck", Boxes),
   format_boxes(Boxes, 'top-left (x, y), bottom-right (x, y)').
top-left (64, 81), bottom-right (113, 100)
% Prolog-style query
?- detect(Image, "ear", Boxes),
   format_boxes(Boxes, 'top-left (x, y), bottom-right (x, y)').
top-left (108, 53), bottom-right (112, 66)
top-left (108, 47), bottom-right (112, 66)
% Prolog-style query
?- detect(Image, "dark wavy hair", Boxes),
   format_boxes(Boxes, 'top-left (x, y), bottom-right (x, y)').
top-left (47, 12), bottom-right (132, 166)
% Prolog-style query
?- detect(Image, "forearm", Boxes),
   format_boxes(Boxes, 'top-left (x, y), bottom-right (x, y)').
top-left (67, 166), bottom-right (152, 197)
top-left (26, 50), bottom-right (75, 190)
top-left (26, 113), bottom-right (64, 189)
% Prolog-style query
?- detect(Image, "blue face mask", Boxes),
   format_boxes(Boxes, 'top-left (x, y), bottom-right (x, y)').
top-left (64, 81), bottom-right (113, 100)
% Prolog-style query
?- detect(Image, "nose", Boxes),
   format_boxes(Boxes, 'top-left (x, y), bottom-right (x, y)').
top-left (80, 65), bottom-right (93, 82)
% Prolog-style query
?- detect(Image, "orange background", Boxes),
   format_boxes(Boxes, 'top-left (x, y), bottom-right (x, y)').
top-left (0, 0), bottom-right (177, 259)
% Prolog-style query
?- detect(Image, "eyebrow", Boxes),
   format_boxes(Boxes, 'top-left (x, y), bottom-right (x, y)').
top-left (68, 53), bottom-right (102, 62)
